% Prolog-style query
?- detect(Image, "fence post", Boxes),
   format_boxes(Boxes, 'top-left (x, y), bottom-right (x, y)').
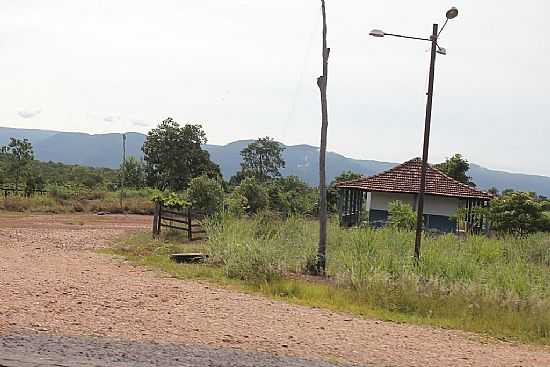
top-left (187, 206), bottom-right (192, 241)
top-left (157, 204), bottom-right (163, 236)
top-left (152, 202), bottom-right (160, 238)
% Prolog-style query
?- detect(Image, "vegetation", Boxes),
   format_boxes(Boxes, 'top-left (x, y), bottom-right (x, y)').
top-left (488, 191), bottom-right (550, 235)
top-left (238, 136), bottom-right (285, 182)
top-left (1, 138), bottom-right (34, 190)
top-left (142, 117), bottom-right (220, 191)
top-left (434, 153), bottom-right (475, 186)
top-left (387, 200), bottom-right (416, 230)
top-left (109, 216), bottom-right (550, 344)
top-left (120, 156), bottom-right (145, 189)
top-left (187, 175), bottom-right (224, 214)
top-left (0, 189), bottom-right (154, 214)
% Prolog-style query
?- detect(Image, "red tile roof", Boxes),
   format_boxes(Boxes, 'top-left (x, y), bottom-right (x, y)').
top-left (336, 157), bottom-right (493, 200)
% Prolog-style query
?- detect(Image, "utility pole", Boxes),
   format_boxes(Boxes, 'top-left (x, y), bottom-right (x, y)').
top-left (120, 133), bottom-right (126, 211)
top-left (414, 23), bottom-right (438, 261)
top-left (316, 0), bottom-right (330, 275)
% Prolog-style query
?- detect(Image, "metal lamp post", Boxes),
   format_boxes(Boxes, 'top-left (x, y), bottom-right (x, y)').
top-left (370, 7), bottom-right (458, 261)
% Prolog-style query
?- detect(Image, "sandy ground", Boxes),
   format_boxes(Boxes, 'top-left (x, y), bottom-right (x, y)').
top-left (1, 213), bottom-right (550, 366)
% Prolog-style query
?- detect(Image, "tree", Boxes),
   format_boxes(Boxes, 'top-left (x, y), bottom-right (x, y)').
top-left (233, 177), bottom-right (269, 214)
top-left (187, 175), bottom-right (224, 215)
top-left (240, 137), bottom-right (285, 182)
top-left (487, 186), bottom-right (499, 196)
top-left (24, 172), bottom-right (45, 197)
top-left (142, 118), bottom-right (220, 191)
top-left (1, 138), bottom-right (34, 190)
top-left (434, 154), bottom-right (475, 186)
top-left (267, 176), bottom-right (317, 216)
top-left (316, 0), bottom-right (330, 275)
top-left (488, 191), bottom-right (548, 235)
top-left (121, 156), bottom-right (145, 188)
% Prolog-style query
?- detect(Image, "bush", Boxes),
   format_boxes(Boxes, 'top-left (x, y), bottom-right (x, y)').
top-left (267, 176), bottom-right (317, 216)
top-left (187, 175), bottom-right (224, 215)
top-left (489, 192), bottom-right (548, 235)
top-left (233, 177), bottom-right (269, 214)
top-left (206, 214), bottom-right (318, 281)
top-left (225, 190), bottom-right (248, 217)
top-left (387, 200), bottom-right (416, 231)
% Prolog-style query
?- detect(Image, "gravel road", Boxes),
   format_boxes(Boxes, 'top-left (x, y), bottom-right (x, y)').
top-left (1, 213), bottom-right (550, 366)
top-left (0, 333), bottom-right (351, 367)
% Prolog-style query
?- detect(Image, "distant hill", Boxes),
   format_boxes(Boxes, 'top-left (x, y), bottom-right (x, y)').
top-left (1, 126), bottom-right (549, 196)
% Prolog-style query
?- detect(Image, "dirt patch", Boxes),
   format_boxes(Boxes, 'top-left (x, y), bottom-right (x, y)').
top-left (1, 213), bottom-right (550, 366)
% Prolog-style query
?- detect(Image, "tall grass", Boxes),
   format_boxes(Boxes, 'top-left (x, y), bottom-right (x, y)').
top-left (0, 189), bottom-right (154, 214)
top-left (205, 213), bottom-right (550, 343)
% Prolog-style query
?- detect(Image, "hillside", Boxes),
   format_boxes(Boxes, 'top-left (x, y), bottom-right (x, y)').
top-left (1, 127), bottom-right (549, 196)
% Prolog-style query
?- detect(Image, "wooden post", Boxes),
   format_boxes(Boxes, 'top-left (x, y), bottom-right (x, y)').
top-left (316, 0), bottom-right (330, 276)
top-left (157, 204), bottom-right (162, 236)
top-left (152, 202), bottom-right (160, 238)
top-left (187, 206), bottom-right (192, 241)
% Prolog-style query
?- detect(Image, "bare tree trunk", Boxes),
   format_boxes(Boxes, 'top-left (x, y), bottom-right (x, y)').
top-left (316, 0), bottom-right (330, 275)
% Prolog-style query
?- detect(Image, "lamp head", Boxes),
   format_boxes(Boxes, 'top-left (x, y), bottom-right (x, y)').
top-left (437, 47), bottom-right (447, 55)
top-left (369, 29), bottom-right (385, 38)
top-left (446, 6), bottom-right (458, 19)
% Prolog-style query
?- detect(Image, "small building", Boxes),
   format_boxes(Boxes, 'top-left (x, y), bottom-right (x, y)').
top-left (335, 158), bottom-right (493, 233)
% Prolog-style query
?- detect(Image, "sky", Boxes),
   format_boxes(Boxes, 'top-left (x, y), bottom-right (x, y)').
top-left (0, 1), bottom-right (549, 176)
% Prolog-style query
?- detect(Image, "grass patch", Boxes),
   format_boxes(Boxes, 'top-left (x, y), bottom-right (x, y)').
top-left (105, 216), bottom-right (550, 346)
top-left (0, 190), bottom-right (154, 214)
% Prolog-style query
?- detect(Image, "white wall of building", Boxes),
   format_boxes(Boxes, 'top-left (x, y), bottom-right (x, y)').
top-left (423, 195), bottom-right (461, 216)
top-left (368, 192), bottom-right (460, 217)
top-left (369, 192), bottom-right (416, 211)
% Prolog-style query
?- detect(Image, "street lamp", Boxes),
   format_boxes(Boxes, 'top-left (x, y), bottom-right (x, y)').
top-left (370, 7), bottom-right (458, 261)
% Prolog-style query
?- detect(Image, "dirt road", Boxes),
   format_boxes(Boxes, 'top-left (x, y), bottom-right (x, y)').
top-left (1, 213), bottom-right (549, 366)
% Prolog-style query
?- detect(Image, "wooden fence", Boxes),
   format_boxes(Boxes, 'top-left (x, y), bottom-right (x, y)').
top-left (152, 202), bottom-right (207, 241)
top-left (1, 188), bottom-right (48, 198)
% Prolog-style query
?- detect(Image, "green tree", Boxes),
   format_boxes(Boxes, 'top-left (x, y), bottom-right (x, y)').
top-left (24, 172), bottom-right (45, 196)
top-left (142, 118), bottom-right (220, 191)
top-left (267, 176), bottom-right (317, 216)
top-left (488, 191), bottom-right (548, 235)
top-left (240, 137), bottom-right (285, 182)
top-left (187, 175), bottom-right (224, 215)
top-left (121, 156), bottom-right (145, 188)
top-left (387, 200), bottom-right (417, 231)
top-left (434, 154), bottom-right (475, 186)
top-left (1, 138), bottom-right (34, 190)
top-left (233, 177), bottom-right (269, 214)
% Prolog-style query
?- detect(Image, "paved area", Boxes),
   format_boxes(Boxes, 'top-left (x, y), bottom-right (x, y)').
top-left (1, 213), bottom-right (550, 366)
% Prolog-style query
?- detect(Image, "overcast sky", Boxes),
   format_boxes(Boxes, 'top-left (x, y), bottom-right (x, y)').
top-left (1, 1), bottom-right (549, 176)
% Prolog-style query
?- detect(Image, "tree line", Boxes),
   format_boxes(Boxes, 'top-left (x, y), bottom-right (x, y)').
top-left (1, 118), bottom-right (548, 235)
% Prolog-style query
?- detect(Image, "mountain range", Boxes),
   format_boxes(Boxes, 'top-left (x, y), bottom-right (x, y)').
top-left (1, 127), bottom-right (549, 196)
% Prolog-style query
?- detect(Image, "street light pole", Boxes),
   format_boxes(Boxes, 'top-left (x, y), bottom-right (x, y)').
top-left (414, 23), bottom-right (438, 261)
top-left (369, 7), bottom-right (458, 261)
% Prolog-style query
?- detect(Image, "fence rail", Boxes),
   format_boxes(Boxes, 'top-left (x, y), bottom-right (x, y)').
top-left (152, 202), bottom-right (207, 241)
top-left (1, 188), bottom-right (48, 198)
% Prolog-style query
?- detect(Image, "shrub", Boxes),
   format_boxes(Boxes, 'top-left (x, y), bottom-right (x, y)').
top-left (387, 200), bottom-right (416, 231)
top-left (489, 192), bottom-right (548, 235)
top-left (187, 175), bottom-right (224, 215)
top-left (233, 177), bottom-right (269, 214)
top-left (225, 190), bottom-right (248, 217)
